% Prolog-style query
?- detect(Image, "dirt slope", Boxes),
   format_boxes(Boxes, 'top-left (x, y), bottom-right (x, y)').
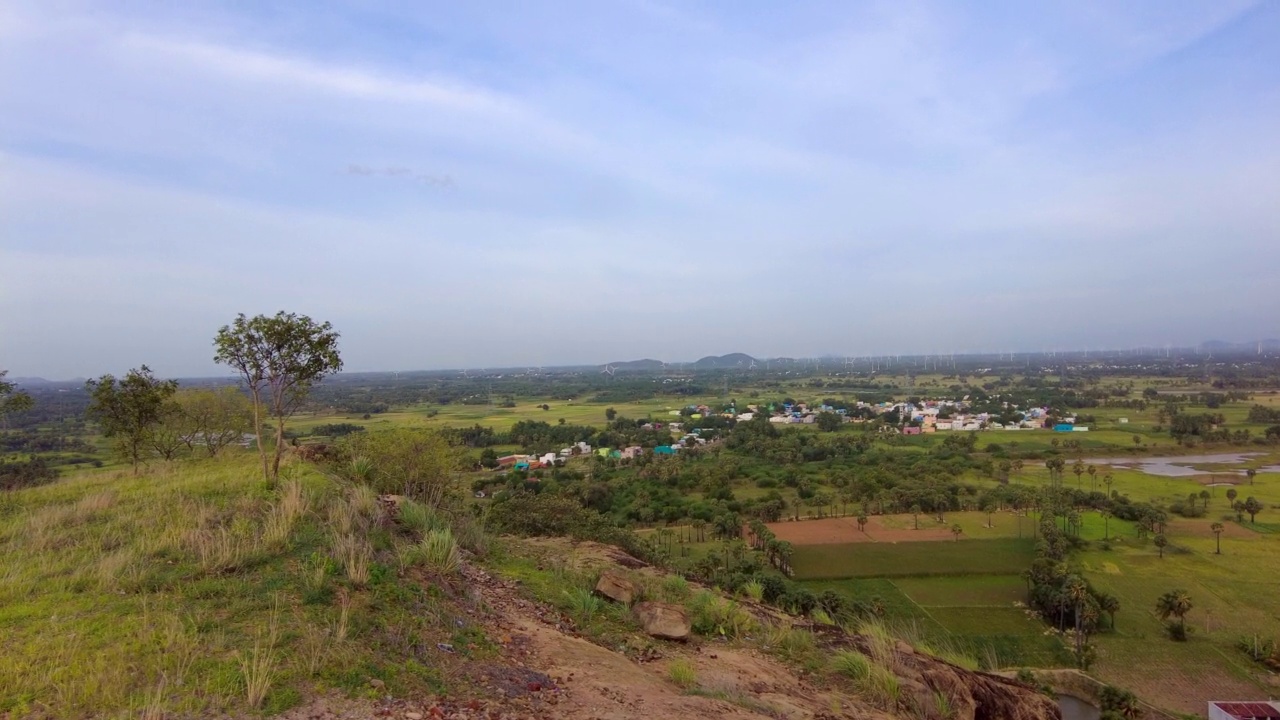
top-left (277, 539), bottom-right (1059, 720)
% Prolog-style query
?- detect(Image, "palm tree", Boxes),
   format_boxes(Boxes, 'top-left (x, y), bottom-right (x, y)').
top-left (1226, 487), bottom-right (1238, 506)
top-left (1210, 522), bottom-right (1224, 554)
top-left (951, 524), bottom-right (963, 542)
top-left (691, 519), bottom-right (707, 543)
top-left (1156, 589), bottom-right (1193, 638)
top-left (1243, 497), bottom-right (1263, 523)
top-left (1087, 464), bottom-right (1097, 491)
top-left (856, 514), bottom-right (868, 533)
top-left (1099, 593), bottom-right (1121, 631)
top-left (1012, 459), bottom-right (1024, 476)
top-left (1246, 468), bottom-right (1257, 485)
top-left (910, 504), bottom-right (921, 530)
top-left (1103, 474), bottom-right (1114, 497)
top-left (1198, 490), bottom-right (1211, 511)
top-left (1100, 509), bottom-right (1112, 540)
top-left (1072, 460), bottom-right (1085, 487)
top-left (1154, 533), bottom-right (1168, 559)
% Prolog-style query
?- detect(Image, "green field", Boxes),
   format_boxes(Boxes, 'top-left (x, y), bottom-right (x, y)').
top-left (791, 538), bottom-right (1036, 579)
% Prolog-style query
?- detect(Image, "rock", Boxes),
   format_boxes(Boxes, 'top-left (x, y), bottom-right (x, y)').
top-left (632, 601), bottom-right (691, 641)
top-left (594, 571), bottom-right (637, 605)
top-left (405, 713), bottom-right (423, 720)
top-left (369, 678), bottom-right (385, 689)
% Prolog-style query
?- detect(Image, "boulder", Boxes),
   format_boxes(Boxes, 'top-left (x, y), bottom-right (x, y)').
top-left (632, 601), bottom-right (691, 641)
top-left (594, 571), bottom-right (637, 605)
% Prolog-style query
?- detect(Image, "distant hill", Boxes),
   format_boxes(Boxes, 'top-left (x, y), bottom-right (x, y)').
top-left (604, 358), bottom-right (665, 371)
top-left (693, 353), bottom-right (758, 369)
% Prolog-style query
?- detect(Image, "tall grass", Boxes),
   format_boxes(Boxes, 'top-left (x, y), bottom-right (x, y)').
top-left (668, 658), bottom-right (698, 689)
top-left (262, 479), bottom-right (309, 549)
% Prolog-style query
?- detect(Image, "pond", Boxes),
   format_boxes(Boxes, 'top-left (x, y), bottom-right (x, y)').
top-left (1058, 694), bottom-right (1101, 720)
top-left (1082, 452), bottom-right (1266, 478)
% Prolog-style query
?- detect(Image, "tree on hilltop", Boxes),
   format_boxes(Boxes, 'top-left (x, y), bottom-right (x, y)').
top-left (85, 365), bottom-right (178, 474)
top-left (214, 312), bottom-right (343, 484)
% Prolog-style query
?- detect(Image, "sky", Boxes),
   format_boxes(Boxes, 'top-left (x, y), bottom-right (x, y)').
top-left (2, 1), bottom-right (1279, 379)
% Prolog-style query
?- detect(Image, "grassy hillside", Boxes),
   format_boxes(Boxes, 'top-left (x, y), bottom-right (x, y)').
top-left (0, 454), bottom-right (482, 718)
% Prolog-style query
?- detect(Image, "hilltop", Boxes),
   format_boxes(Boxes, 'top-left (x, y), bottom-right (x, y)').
top-left (0, 455), bottom-right (1060, 720)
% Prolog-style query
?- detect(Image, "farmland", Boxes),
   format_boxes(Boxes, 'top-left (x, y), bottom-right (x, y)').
top-left (8, 354), bottom-right (1280, 715)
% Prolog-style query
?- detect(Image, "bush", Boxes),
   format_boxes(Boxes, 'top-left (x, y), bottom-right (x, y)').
top-left (488, 492), bottom-right (658, 564)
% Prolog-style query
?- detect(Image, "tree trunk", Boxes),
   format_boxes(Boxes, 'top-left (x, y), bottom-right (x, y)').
top-left (250, 387), bottom-right (269, 482)
top-left (271, 412), bottom-right (286, 485)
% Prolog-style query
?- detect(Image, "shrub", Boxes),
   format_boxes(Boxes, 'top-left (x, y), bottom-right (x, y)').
top-left (740, 580), bottom-right (764, 602)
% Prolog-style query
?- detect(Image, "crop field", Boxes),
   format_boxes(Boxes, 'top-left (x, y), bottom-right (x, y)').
top-left (790, 538), bottom-right (1035, 579)
top-left (890, 575), bottom-right (1026, 607)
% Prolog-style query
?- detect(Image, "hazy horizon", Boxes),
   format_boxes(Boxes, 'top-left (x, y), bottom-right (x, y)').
top-left (4, 1), bottom-right (1279, 378)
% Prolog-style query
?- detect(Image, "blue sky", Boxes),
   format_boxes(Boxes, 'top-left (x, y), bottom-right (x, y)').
top-left (2, 1), bottom-right (1278, 378)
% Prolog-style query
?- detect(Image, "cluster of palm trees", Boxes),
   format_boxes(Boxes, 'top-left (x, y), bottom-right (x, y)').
top-left (1024, 516), bottom-right (1121, 669)
top-left (744, 519), bottom-right (794, 576)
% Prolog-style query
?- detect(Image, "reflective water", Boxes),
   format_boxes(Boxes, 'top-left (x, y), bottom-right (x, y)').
top-left (1058, 695), bottom-right (1101, 720)
top-left (1082, 453), bottom-right (1265, 477)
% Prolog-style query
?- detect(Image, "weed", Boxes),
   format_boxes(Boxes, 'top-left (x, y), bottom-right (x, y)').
top-left (420, 528), bottom-right (461, 575)
top-left (662, 574), bottom-right (690, 602)
top-left (563, 586), bottom-right (604, 623)
top-left (238, 606), bottom-right (280, 710)
top-left (331, 531), bottom-right (372, 587)
top-left (740, 579), bottom-right (764, 602)
top-left (263, 479), bottom-right (309, 549)
top-left (934, 690), bottom-right (954, 720)
top-left (396, 498), bottom-right (443, 536)
top-left (300, 623), bottom-right (331, 676)
top-left (668, 658), bottom-right (698, 689)
top-left (832, 649), bottom-right (872, 680)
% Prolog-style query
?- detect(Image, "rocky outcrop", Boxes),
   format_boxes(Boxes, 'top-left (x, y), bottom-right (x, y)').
top-left (594, 571), bottom-right (637, 605)
top-left (816, 626), bottom-right (1061, 720)
top-left (632, 601), bottom-right (691, 641)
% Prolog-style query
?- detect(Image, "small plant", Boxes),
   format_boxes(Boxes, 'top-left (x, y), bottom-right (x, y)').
top-left (238, 612), bottom-right (280, 710)
top-left (300, 622), bottom-right (331, 676)
top-left (662, 574), bottom-right (690, 602)
top-left (934, 690), bottom-right (954, 720)
top-left (334, 589), bottom-right (352, 641)
top-left (420, 528), bottom-right (461, 575)
top-left (668, 658), bottom-right (698, 689)
top-left (331, 531), bottom-right (371, 586)
top-left (740, 579), bottom-right (764, 602)
top-left (832, 649), bottom-right (871, 680)
top-left (348, 456), bottom-right (375, 483)
top-left (563, 586), bottom-right (603, 623)
top-left (863, 665), bottom-right (901, 710)
top-left (263, 479), bottom-right (309, 549)
top-left (396, 498), bottom-right (443, 536)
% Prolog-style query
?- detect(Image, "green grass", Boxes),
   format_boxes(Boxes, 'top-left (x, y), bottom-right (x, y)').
top-left (891, 575), bottom-right (1026, 607)
top-left (791, 539), bottom-right (1036, 579)
top-left (0, 454), bottom-right (479, 718)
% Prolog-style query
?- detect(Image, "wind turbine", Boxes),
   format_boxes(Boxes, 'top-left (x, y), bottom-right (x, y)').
top-left (601, 364), bottom-right (616, 379)
top-left (748, 359), bottom-right (758, 370)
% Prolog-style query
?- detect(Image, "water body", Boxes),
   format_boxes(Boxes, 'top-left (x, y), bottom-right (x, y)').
top-left (1058, 695), bottom-right (1101, 720)
top-left (1082, 453), bottom-right (1265, 478)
